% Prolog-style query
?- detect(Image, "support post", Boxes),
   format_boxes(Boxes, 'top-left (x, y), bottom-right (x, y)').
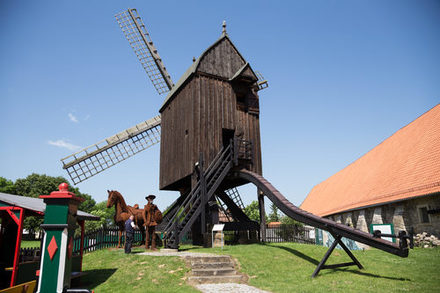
top-left (312, 232), bottom-right (363, 278)
top-left (258, 189), bottom-right (266, 242)
top-left (79, 220), bottom-right (85, 272)
top-left (37, 183), bottom-right (84, 293)
top-left (199, 153), bottom-right (207, 235)
top-left (11, 207), bottom-right (24, 287)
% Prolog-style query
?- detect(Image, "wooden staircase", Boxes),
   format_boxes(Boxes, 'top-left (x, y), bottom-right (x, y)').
top-left (186, 255), bottom-right (246, 284)
top-left (163, 143), bottom-right (234, 248)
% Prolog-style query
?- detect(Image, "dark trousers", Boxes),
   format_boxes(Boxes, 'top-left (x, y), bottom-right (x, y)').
top-left (145, 226), bottom-right (156, 249)
top-left (125, 232), bottom-right (134, 253)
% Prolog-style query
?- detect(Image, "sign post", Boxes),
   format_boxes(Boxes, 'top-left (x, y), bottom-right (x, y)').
top-left (212, 224), bottom-right (225, 249)
top-left (37, 183), bottom-right (84, 293)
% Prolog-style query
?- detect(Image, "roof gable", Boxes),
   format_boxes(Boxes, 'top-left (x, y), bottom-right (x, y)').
top-left (160, 35), bottom-right (249, 112)
top-left (300, 104), bottom-right (440, 216)
top-left (0, 192), bottom-right (100, 221)
top-left (197, 36), bottom-right (246, 78)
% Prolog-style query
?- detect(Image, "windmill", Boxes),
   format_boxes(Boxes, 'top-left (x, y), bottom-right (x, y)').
top-left (60, 8), bottom-right (269, 240)
top-left (57, 10), bottom-right (415, 271)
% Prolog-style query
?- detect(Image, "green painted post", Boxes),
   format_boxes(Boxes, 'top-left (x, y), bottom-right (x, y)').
top-left (37, 183), bottom-right (84, 293)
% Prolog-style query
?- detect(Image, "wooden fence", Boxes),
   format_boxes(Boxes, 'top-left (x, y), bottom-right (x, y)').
top-left (72, 227), bottom-right (145, 254)
top-left (21, 225), bottom-right (315, 258)
top-left (265, 224), bottom-right (315, 244)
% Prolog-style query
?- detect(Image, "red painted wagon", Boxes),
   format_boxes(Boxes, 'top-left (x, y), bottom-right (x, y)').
top-left (0, 192), bottom-right (99, 290)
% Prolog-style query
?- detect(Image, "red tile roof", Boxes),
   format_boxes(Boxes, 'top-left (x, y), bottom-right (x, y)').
top-left (300, 104), bottom-right (440, 217)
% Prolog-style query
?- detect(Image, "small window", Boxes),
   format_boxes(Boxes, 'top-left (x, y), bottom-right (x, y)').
top-left (236, 93), bottom-right (247, 111)
top-left (418, 206), bottom-right (430, 223)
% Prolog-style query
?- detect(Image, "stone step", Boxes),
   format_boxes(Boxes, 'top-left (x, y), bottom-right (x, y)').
top-left (187, 274), bottom-right (245, 285)
top-left (191, 261), bottom-right (234, 269)
top-left (187, 256), bottom-right (232, 263)
top-left (191, 268), bottom-right (236, 276)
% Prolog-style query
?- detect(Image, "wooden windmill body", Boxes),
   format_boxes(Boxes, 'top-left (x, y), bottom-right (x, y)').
top-left (159, 32), bottom-right (263, 192)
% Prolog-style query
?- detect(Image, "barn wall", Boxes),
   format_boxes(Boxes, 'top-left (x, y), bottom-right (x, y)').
top-left (160, 74), bottom-right (262, 191)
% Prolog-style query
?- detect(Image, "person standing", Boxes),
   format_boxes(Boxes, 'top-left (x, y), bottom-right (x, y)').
top-left (124, 214), bottom-right (136, 253)
top-left (143, 195), bottom-right (162, 250)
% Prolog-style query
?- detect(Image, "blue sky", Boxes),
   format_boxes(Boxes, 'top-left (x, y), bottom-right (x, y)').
top-left (1, 0), bottom-right (439, 212)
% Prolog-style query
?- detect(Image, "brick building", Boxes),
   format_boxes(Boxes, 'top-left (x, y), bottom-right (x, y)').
top-left (301, 104), bottom-right (440, 237)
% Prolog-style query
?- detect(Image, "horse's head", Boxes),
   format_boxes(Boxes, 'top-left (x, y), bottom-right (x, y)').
top-left (107, 190), bottom-right (116, 208)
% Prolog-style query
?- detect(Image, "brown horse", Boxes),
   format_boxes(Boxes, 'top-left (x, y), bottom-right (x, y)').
top-left (106, 190), bottom-right (145, 247)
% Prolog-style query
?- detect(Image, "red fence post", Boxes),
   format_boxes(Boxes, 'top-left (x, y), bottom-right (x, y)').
top-left (11, 207), bottom-right (24, 287)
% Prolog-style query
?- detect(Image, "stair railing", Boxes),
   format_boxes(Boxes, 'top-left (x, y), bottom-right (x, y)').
top-left (163, 142), bottom-right (235, 248)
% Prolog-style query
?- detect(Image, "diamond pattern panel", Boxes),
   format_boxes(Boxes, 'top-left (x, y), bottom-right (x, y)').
top-left (47, 236), bottom-right (58, 261)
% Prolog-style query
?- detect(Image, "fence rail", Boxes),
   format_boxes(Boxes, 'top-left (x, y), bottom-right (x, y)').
top-left (265, 224), bottom-right (315, 244)
top-left (72, 227), bottom-right (144, 254)
top-left (20, 225), bottom-right (315, 258)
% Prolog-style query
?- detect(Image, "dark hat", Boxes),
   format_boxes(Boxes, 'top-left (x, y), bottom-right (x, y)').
top-left (145, 194), bottom-right (156, 200)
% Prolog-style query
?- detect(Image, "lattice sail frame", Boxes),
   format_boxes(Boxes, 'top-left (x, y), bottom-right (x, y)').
top-left (217, 188), bottom-right (246, 222)
top-left (255, 71), bottom-right (269, 91)
top-left (115, 8), bottom-right (173, 95)
top-left (61, 115), bottom-right (161, 184)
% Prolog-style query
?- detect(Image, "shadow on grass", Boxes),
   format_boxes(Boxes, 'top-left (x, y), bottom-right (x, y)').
top-left (270, 244), bottom-right (320, 265)
top-left (269, 244), bottom-right (411, 281)
top-left (72, 268), bottom-right (117, 289)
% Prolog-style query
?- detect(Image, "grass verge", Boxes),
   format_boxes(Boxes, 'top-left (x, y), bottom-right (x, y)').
top-left (79, 243), bottom-right (440, 292)
top-left (80, 247), bottom-right (198, 293)
top-left (182, 243), bottom-right (440, 293)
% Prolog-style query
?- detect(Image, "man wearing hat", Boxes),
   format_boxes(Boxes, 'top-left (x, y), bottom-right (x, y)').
top-left (143, 195), bottom-right (161, 250)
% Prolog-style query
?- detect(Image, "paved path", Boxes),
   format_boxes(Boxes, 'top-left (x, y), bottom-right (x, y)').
top-left (139, 250), bottom-right (218, 257)
top-left (196, 283), bottom-right (271, 293)
top-left (139, 250), bottom-right (272, 292)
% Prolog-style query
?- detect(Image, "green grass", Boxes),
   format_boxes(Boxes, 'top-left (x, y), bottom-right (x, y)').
top-left (183, 243), bottom-right (440, 292)
top-left (20, 240), bottom-right (40, 248)
top-left (79, 243), bottom-right (440, 292)
top-left (80, 247), bottom-right (198, 293)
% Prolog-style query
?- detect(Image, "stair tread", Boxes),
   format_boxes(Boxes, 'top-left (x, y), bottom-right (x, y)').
top-left (192, 268), bottom-right (235, 271)
top-left (187, 275), bottom-right (244, 284)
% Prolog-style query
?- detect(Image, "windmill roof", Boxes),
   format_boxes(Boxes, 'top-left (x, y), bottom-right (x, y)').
top-left (0, 192), bottom-right (100, 221)
top-left (159, 34), bottom-right (247, 112)
top-left (300, 104), bottom-right (440, 217)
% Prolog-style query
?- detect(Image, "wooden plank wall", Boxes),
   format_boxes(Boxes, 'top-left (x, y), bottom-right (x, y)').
top-left (198, 37), bottom-right (245, 79)
top-left (160, 37), bottom-right (262, 191)
top-left (160, 75), bottom-right (262, 190)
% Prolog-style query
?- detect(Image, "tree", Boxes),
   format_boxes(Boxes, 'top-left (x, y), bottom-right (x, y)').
top-left (83, 201), bottom-right (115, 233)
top-left (14, 173), bottom-right (95, 213)
top-left (243, 200), bottom-right (268, 223)
top-left (280, 215), bottom-right (303, 227)
top-left (12, 173), bottom-right (96, 233)
top-left (268, 203), bottom-right (280, 222)
top-left (0, 177), bottom-right (16, 194)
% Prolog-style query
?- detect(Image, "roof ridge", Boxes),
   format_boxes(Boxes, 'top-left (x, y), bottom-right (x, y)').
top-left (308, 103), bottom-right (440, 191)
top-left (301, 103), bottom-right (440, 216)
top-left (321, 181), bottom-right (440, 216)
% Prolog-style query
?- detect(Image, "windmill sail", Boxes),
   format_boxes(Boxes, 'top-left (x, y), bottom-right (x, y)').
top-left (115, 8), bottom-right (174, 94)
top-left (61, 115), bottom-right (161, 184)
top-left (255, 71), bottom-right (269, 91)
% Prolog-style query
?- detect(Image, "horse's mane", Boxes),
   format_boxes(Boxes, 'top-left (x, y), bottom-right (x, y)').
top-left (110, 190), bottom-right (129, 212)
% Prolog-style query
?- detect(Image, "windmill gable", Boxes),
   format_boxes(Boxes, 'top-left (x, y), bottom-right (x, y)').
top-left (197, 36), bottom-right (246, 79)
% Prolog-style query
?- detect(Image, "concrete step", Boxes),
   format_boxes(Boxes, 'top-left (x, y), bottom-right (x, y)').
top-left (187, 256), bottom-right (232, 263)
top-left (191, 261), bottom-right (234, 269)
top-left (187, 274), bottom-right (245, 285)
top-left (192, 268), bottom-right (236, 276)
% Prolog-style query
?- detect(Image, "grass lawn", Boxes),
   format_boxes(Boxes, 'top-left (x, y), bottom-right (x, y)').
top-left (79, 247), bottom-right (198, 293)
top-left (20, 240), bottom-right (41, 248)
top-left (80, 243), bottom-right (440, 292)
